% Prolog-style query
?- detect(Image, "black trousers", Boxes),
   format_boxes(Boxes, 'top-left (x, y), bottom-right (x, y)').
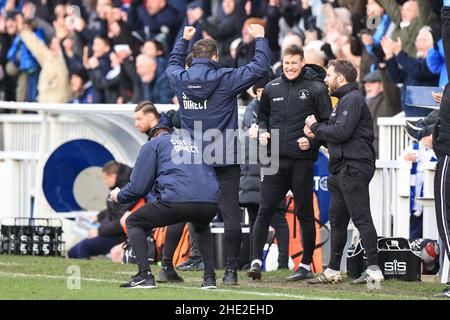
top-left (434, 156), bottom-right (450, 261)
top-left (251, 158), bottom-right (316, 265)
top-left (247, 204), bottom-right (290, 266)
top-left (125, 201), bottom-right (218, 277)
top-left (214, 165), bottom-right (242, 269)
top-left (327, 164), bottom-right (378, 271)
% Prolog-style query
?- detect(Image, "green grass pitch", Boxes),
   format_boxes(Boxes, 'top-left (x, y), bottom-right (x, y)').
top-left (0, 255), bottom-right (446, 300)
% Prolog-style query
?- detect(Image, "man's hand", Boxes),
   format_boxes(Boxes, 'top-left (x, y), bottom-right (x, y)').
top-left (432, 91), bottom-right (443, 104)
top-left (305, 115), bottom-right (317, 127)
top-left (297, 137), bottom-right (310, 151)
top-left (304, 125), bottom-right (316, 139)
top-left (110, 187), bottom-right (120, 203)
top-left (259, 132), bottom-right (271, 145)
top-left (248, 23), bottom-right (265, 38)
top-left (249, 123), bottom-right (259, 139)
top-left (391, 37), bottom-right (402, 56)
top-left (361, 33), bottom-right (374, 46)
top-left (404, 151), bottom-right (419, 162)
top-left (183, 26), bottom-right (196, 41)
top-left (380, 36), bottom-right (394, 59)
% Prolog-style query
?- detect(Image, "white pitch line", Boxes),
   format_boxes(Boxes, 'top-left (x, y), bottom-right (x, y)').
top-left (0, 271), bottom-right (340, 300)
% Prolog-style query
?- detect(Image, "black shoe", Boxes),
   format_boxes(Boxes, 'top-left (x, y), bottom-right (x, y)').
top-left (286, 267), bottom-right (314, 282)
top-left (176, 257), bottom-right (200, 270)
top-left (434, 286), bottom-right (450, 298)
top-left (120, 271), bottom-right (157, 289)
top-left (222, 268), bottom-right (238, 285)
top-left (201, 275), bottom-right (217, 290)
top-left (182, 260), bottom-right (205, 271)
top-left (156, 267), bottom-right (184, 283)
top-left (403, 125), bottom-right (421, 142)
top-left (406, 119), bottom-right (425, 130)
top-left (247, 262), bottom-right (262, 280)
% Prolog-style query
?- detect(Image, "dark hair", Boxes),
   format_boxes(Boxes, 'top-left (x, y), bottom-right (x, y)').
top-left (134, 101), bottom-right (160, 119)
top-left (282, 45), bottom-right (304, 60)
top-left (95, 35), bottom-right (111, 48)
top-left (102, 160), bottom-right (120, 175)
top-left (192, 39), bottom-right (218, 59)
top-left (186, 53), bottom-right (193, 68)
top-left (328, 59), bottom-right (358, 83)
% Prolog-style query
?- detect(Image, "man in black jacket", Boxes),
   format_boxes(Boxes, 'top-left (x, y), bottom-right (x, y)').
top-left (247, 45), bottom-right (332, 282)
top-left (304, 60), bottom-right (384, 285)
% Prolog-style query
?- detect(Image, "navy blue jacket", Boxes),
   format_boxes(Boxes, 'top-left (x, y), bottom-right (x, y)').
top-left (166, 37), bottom-right (271, 165)
top-left (117, 132), bottom-right (220, 204)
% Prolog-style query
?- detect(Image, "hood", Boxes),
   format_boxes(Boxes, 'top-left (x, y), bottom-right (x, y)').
top-left (179, 58), bottom-right (225, 102)
top-left (113, 163), bottom-right (132, 189)
top-left (282, 64), bottom-right (326, 83)
top-left (331, 81), bottom-right (359, 99)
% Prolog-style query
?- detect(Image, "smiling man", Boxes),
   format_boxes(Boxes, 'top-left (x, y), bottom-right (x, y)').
top-left (247, 45), bottom-right (332, 282)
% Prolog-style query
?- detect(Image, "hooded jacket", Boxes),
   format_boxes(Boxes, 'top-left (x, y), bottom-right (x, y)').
top-left (258, 64), bottom-right (332, 160)
top-left (166, 37), bottom-right (271, 166)
top-left (117, 132), bottom-right (220, 204)
top-left (97, 163), bottom-right (136, 241)
top-left (310, 82), bottom-right (375, 177)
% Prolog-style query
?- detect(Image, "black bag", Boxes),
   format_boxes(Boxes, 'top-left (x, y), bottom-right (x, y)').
top-left (122, 236), bottom-right (156, 264)
top-left (346, 237), bottom-right (422, 281)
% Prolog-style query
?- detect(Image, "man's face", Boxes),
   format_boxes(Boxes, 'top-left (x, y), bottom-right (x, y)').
top-left (364, 81), bottom-right (383, 98)
top-left (102, 172), bottom-right (117, 189)
top-left (134, 110), bottom-right (155, 133)
top-left (282, 54), bottom-right (304, 80)
top-left (5, 18), bottom-right (17, 35)
top-left (142, 41), bottom-right (158, 57)
top-left (324, 65), bottom-right (340, 92)
top-left (93, 38), bottom-right (110, 58)
top-left (146, 0), bottom-right (166, 16)
top-left (366, 0), bottom-right (384, 17)
top-left (401, 1), bottom-right (418, 23)
top-left (70, 74), bottom-right (83, 93)
top-left (136, 56), bottom-right (157, 80)
top-left (415, 31), bottom-right (433, 58)
top-left (96, 0), bottom-right (112, 19)
top-left (222, 0), bottom-right (235, 16)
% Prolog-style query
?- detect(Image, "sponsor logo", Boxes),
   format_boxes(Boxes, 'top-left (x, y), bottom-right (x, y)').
top-left (384, 259), bottom-right (407, 274)
top-left (273, 97), bottom-right (284, 102)
top-left (298, 89), bottom-right (310, 100)
top-left (182, 92), bottom-right (207, 110)
top-left (271, 82), bottom-right (280, 86)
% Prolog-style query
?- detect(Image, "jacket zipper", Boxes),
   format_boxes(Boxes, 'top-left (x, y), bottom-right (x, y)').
top-left (283, 82), bottom-right (292, 155)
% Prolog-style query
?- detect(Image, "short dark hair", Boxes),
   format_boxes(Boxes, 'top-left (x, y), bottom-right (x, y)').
top-left (192, 39), bottom-right (218, 59)
top-left (95, 35), bottom-right (111, 48)
top-left (102, 160), bottom-right (120, 175)
top-left (282, 45), bottom-right (304, 60)
top-left (328, 60), bottom-right (358, 82)
top-left (186, 53), bottom-right (194, 68)
top-left (134, 101), bottom-right (160, 119)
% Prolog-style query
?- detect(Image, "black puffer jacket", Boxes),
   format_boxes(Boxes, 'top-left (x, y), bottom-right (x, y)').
top-left (310, 82), bottom-right (375, 177)
top-left (97, 163), bottom-right (136, 241)
top-left (258, 64), bottom-right (332, 160)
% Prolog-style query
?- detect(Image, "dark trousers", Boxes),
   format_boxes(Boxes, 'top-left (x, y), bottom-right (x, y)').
top-left (251, 158), bottom-right (316, 265)
top-left (214, 165), bottom-right (242, 269)
top-left (125, 201), bottom-right (218, 277)
top-left (68, 236), bottom-right (121, 259)
top-left (434, 156), bottom-right (450, 260)
top-left (247, 203), bottom-right (290, 266)
top-left (327, 165), bottom-right (378, 271)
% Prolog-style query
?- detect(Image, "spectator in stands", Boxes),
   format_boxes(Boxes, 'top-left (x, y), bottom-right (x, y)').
top-left (68, 161), bottom-right (136, 260)
top-left (375, 0), bottom-right (436, 58)
top-left (16, 15), bottom-right (70, 103)
top-left (363, 69), bottom-right (401, 157)
top-left (427, 31), bottom-right (448, 88)
top-left (68, 69), bottom-right (94, 103)
top-left (0, 10), bottom-right (19, 102)
top-left (132, 53), bottom-right (174, 104)
top-left (175, 0), bottom-right (204, 53)
top-left (381, 26), bottom-right (439, 116)
top-left (72, 0), bottom-right (110, 45)
top-left (127, 0), bottom-right (182, 51)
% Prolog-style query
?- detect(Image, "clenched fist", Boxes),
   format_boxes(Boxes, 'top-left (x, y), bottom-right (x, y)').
top-left (248, 24), bottom-right (265, 39)
top-left (259, 132), bottom-right (271, 146)
top-left (183, 26), bottom-right (196, 41)
top-left (297, 137), bottom-right (310, 151)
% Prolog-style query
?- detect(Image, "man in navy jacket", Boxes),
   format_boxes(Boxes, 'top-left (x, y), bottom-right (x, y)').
top-left (166, 24), bottom-right (270, 284)
top-left (111, 127), bottom-right (220, 289)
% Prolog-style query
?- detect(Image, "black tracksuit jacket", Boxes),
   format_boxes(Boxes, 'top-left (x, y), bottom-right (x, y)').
top-left (258, 64), bottom-right (332, 160)
top-left (310, 82), bottom-right (376, 177)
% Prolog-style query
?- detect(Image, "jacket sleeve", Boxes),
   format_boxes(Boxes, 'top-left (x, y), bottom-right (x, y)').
top-left (88, 68), bottom-right (121, 89)
top-left (265, 5), bottom-right (281, 53)
top-left (310, 97), bottom-right (363, 144)
top-left (117, 143), bottom-right (157, 204)
top-left (395, 51), bottom-right (435, 79)
top-left (380, 67), bottom-right (401, 114)
top-left (224, 37), bottom-right (271, 96)
top-left (166, 37), bottom-right (188, 86)
top-left (19, 30), bottom-right (49, 66)
top-left (385, 56), bottom-right (405, 83)
top-left (375, 0), bottom-right (401, 25)
top-left (155, 75), bottom-right (175, 103)
top-left (426, 43), bottom-right (444, 75)
top-left (257, 89), bottom-right (271, 131)
top-left (308, 83), bottom-right (333, 150)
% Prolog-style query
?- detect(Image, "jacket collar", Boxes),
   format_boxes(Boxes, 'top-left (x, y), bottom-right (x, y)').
top-left (192, 58), bottom-right (221, 70)
top-left (331, 81), bottom-right (359, 98)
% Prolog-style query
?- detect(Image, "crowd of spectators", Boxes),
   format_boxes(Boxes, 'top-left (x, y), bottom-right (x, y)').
top-left (0, 0), bottom-right (446, 125)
